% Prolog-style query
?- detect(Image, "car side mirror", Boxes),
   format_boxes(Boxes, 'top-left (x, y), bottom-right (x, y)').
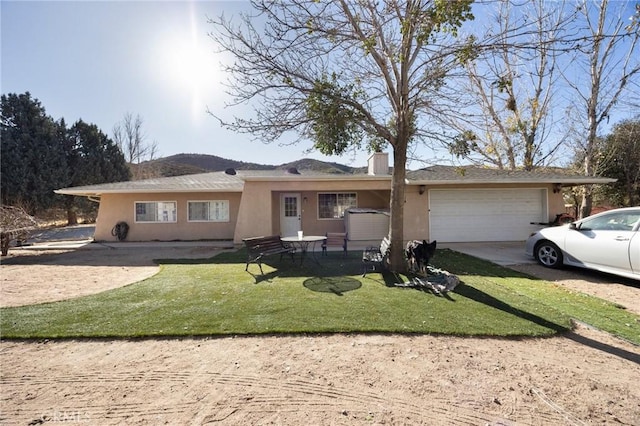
top-left (569, 223), bottom-right (578, 230)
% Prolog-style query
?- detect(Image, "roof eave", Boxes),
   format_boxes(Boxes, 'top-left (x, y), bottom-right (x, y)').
top-left (406, 178), bottom-right (616, 185)
top-left (242, 175), bottom-right (392, 182)
top-left (55, 188), bottom-right (243, 196)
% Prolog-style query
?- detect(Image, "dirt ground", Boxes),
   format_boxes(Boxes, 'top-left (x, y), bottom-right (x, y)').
top-left (1, 246), bottom-right (639, 425)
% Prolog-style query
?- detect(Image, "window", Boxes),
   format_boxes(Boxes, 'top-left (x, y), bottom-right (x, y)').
top-left (188, 200), bottom-right (230, 222)
top-left (580, 211), bottom-right (640, 231)
top-left (135, 201), bottom-right (177, 223)
top-left (283, 196), bottom-right (298, 218)
top-left (318, 193), bottom-right (357, 219)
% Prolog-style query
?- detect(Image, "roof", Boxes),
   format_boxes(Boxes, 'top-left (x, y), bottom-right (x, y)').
top-left (55, 165), bottom-right (615, 197)
top-left (406, 165), bottom-right (616, 186)
top-left (55, 168), bottom-right (393, 196)
top-left (239, 169), bottom-right (390, 181)
top-left (55, 171), bottom-right (245, 196)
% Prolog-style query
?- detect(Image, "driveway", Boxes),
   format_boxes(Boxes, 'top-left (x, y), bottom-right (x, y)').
top-left (441, 241), bottom-right (535, 266)
top-left (23, 224), bottom-right (95, 245)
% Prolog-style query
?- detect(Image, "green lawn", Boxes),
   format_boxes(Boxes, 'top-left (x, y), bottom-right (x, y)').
top-left (1, 249), bottom-right (638, 343)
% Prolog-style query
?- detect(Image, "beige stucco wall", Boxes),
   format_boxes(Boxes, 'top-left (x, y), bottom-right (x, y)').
top-left (233, 179), bottom-right (392, 243)
top-left (233, 182), bottom-right (274, 243)
top-left (547, 187), bottom-right (567, 219)
top-left (234, 180), bottom-right (565, 243)
top-left (403, 185), bottom-right (428, 242)
top-left (93, 181), bottom-right (565, 244)
top-left (94, 192), bottom-right (241, 242)
top-left (273, 189), bottom-right (391, 237)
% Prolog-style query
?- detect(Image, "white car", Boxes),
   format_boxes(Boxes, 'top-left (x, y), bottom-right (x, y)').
top-left (525, 207), bottom-right (640, 280)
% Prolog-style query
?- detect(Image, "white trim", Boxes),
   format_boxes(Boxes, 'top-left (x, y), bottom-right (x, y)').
top-left (408, 178), bottom-right (615, 185)
top-left (243, 175), bottom-right (391, 182)
top-left (56, 188), bottom-right (242, 196)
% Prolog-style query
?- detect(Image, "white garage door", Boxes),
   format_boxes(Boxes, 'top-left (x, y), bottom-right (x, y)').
top-left (429, 189), bottom-right (547, 242)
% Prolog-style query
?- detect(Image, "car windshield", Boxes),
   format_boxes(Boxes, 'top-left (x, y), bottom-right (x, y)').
top-left (579, 211), bottom-right (640, 231)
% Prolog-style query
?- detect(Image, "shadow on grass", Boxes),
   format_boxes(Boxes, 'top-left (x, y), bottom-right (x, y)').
top-left (404, 281), bottom-right (457, 301)
top-left (303, 276), bottom-right (362, 296)
top-left (247, 269), bottom-right (279, 284)
top-left (156, 250), bottom-right (370, 289)
top-left (361, 269), bottom-right (457, 300)
top-left (364, 270), bottom-right (410, 287)
top-left (455, 283), bottom-right (568, 333)
top-left (154, 250), bottom-right (246, 266)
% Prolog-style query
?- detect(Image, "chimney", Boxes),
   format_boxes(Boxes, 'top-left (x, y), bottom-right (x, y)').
top-left (367, 152), bottom-right (389, 175)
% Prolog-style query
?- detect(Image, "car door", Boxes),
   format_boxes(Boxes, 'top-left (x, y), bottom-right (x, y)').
top-left (564, 211), bottom-right (640, 274)
top-left (629, 231), bottom-right (640, 276)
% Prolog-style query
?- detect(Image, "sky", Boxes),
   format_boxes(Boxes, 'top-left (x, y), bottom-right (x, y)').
top-left (2, 1), bottom-right (638, 170)
top-left (1, 0), bottom-right (374, 168)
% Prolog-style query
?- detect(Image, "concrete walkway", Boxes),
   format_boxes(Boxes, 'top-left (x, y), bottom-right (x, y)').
top-left (15, 225), bottom-right (236, 251)
top-left (17, 228), bottom-right (534, 267)
top-left (440, 242), bottom-right (535, 266)
top-left (15, 239), bottom-right (236, 251)
top-left (19, 225), bottom-right (535, 265)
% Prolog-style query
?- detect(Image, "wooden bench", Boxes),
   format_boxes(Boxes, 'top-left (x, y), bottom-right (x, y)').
top-left (321, 232), bottom-right (348, 256)
top-left (362, 236), bottom-right (391, 277)
top-left (243, 235), bottom-right (296, 274)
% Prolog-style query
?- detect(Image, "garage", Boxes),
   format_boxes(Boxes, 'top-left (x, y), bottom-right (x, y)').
top-left (429, 188), bottom-right (547, 242)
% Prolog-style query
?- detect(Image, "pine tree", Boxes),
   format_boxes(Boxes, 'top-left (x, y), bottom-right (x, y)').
top-left (1, 92), bottom-right (67, 214)
top-left (2, 93), bottom-right (130, 222)
top-left (63, 120), bottom-right (130, 223)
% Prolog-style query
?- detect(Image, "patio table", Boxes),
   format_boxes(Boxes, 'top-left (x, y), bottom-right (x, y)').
top-left (281, 235), bottom-right (327, 265)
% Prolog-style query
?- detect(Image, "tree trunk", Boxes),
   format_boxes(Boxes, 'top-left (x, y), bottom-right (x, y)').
top-left (65, 196), bottom-right (78, 225)
top-left (67, 208), bottom-right (78, 226)
top-left (580, 185), bottom-right (593, 219)
top-left (581, 108), bottom-right (598, 219)
top-left (580, 0), bottom-right (605, 219)
top-left (523, 132), bottom-right (535, 171)
top-left (388, 143), bottom-right (407, 274)
top-left (1, 233), bottom-right (9, 256)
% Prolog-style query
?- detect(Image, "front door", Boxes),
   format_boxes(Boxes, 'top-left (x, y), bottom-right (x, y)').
top-left (280, 193), bottom-right (301, 237)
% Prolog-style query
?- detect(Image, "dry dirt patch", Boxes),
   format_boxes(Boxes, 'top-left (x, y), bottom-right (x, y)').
top-left (0, 246), bottom-right (220, 308)
top-left (1, 246), bottom-right (639, 425)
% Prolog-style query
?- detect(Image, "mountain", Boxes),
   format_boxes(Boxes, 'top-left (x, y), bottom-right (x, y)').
top-left (161, 153), bottom-right (276, 171)
top-left (278, 158), bottom-right (365, 174)
top-left (137, 153), bottom-right (365, 177)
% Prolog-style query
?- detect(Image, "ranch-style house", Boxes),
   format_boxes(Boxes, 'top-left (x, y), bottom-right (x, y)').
top-left (55, 153), bottom-right (614, 244)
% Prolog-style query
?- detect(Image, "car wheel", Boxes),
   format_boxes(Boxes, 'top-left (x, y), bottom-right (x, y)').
top-left (535, 241), bottom-right (563, 269)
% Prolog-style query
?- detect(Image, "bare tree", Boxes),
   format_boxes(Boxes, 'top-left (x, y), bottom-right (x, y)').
top-left (447, 1), bottom-right (572, 170)
top-left (208, 0), bottom-right (476, 272)
top-left (112, 113), bottom-right (159, 180)
top-left (0, 205), bottom-right (37, 256)
top-left (565, 0), bottom-right (640, 218)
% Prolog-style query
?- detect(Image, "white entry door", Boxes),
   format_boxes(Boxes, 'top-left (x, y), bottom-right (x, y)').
top-left (280, 193), bottom-right (301, 237)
